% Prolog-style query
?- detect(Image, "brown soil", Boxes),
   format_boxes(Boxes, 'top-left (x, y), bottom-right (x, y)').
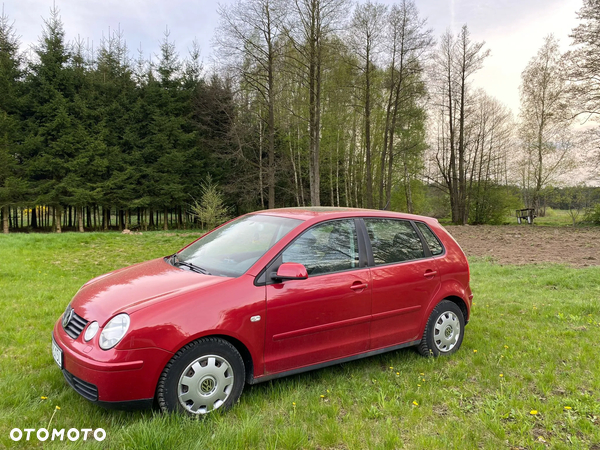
top-left (444, 225), bottom-right (600, 267)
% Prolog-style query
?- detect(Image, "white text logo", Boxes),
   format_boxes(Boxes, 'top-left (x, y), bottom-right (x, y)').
top-left (9, 428), bottom-right (106, 442)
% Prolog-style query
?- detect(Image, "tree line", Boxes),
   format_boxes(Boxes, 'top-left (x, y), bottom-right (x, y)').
top-left (0, 7), bottom-right (236, 232)
top-left (1, 0), bottom-right (599, 233)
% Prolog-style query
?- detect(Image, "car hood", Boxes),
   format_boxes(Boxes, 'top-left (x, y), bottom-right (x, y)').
top-left (69, 258), bottom-right (230, 324)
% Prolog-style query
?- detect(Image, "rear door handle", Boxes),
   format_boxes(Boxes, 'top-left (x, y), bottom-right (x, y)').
top-left (424, 270), bottom-right (437, 279)
top-left (350, 282), bottom-right (368, 291)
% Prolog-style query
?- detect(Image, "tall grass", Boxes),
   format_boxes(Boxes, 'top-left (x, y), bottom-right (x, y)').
top-left (1, 233), bottom-right (599, 449)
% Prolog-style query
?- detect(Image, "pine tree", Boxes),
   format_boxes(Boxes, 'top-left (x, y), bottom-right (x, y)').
top-left (192, 76), bottom-right (236, 207)
top-left (0, 7), bottom-right (26, 233)
top-left (94, 27), bottom-right (138, 229)
top-left (142, 29), bottom-right (196, 230)
top-left (23, 6), bottom-right (75, 230)
top-left (60, 37), bottom-right (111, 232)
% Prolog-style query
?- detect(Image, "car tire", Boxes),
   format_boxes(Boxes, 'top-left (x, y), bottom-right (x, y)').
top-left (157, 337), bottom-right (245, 415)
top-left (418, 300), bottom-right (465, 357)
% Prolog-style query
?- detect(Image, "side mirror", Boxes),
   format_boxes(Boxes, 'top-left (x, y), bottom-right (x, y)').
top-left (271, 262), bottom-right (308, 282)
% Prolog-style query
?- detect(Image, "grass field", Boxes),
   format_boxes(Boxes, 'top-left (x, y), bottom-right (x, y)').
top-left (438, 208), bottom-right (594, 227)
top-left (525, 208), bottom-right (580, 227)
top-left (1, 232), bottom-right (599, 449)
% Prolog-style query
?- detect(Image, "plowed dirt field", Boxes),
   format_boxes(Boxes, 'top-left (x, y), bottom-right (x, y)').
top-left (445, 225), bottom-right (600, 267)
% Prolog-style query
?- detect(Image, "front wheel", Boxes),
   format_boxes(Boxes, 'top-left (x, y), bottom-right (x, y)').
top-left (157, 337), bottom-right (245, 415)
top-left (418, 300), bottom-right (465, 357)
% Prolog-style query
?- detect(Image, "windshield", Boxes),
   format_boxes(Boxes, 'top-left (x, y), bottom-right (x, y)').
top-left (176, 214), bottom-right (302, 277)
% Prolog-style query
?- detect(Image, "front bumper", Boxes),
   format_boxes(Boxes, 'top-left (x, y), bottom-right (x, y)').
top-left (52, 319), bottom-right (173, 406)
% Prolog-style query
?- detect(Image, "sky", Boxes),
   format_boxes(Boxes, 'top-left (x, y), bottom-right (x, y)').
top-left (2, 0), bottom-right (584, 115)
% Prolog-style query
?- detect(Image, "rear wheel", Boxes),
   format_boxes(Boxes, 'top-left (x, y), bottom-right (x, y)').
top-left (418, 300), bottom-right (465, 357)
top-left (157, 337), bottom-right (245, 415)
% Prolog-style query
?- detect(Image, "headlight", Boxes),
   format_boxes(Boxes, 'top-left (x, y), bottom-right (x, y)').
top-left (84, 321), bottom-right (99, 342)
top-left (99, 314), bottom-right (130, 350)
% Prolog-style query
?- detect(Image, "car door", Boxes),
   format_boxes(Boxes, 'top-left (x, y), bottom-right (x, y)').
top-left (263, 219), bottom-right (372, 374)
top-left (362, 218), bottom-right (441, 349)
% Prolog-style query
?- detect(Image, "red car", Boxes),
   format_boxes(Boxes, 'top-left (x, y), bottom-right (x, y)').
top-left (52, 208), bottom-right (472, 415)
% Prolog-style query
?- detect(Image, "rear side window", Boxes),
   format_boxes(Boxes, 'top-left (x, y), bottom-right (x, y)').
top-left (364, 219), bottom-right (425, 265)
top-left (415, 222), bottom-right (444, 256)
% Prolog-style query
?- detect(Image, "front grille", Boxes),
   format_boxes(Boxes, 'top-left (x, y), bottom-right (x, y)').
top-left (64, 311), bottom-right (88, 339)
top-left (63, 369), bottom-right (99, 401)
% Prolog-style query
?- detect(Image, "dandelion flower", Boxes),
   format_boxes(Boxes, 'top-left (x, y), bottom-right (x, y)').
top-left (41, 396), bottom-right (48, 400)
top-left (564, 406), bottom-right (572, 410)
top-left (292, 402), bottom-right (296, 406)
top-left (417, 384), bottom-right (421, 387)
top-left (55, 406), bottom-right (60, 410)
top-left (320, 395), bottom-right (325, 398)
top-left (499, 374), bottom-right (504, 377)
top-left (389, 366), bottom-right (393, 370)
top-left (504, 345), bottom-right (509, 349)
top-left (396, 372), bottom-right (399, 375)
top-left (419, 373), bottom-right (424, 376)
top-left (473, 349), bottom-right (478, 353)
top-left (530, 410), bottom-right (538, 415)
top-left (412, 400), bottom-right (419, 406)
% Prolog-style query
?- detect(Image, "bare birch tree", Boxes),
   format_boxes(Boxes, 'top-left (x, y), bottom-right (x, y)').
top-left (565, 0), bottom-right (600, 174)
top-left (288, 0), bottom-right (348, 206)
top-left (565, 0), bottom-right (600, 119)
top-left (431, 25), bottom-right (489, 224)
top-left (216, 0), bottom-right (286, 208)
top-left (380, 0), bottom-right (432, 209)
top-left (348, 1), bottom-right (387, 208)
top-left (519, 35), bottom-right (573, 213)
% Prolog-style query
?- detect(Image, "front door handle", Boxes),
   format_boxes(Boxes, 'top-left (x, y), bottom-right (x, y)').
top-left (350, 282), bottom-right (368, 291)
top-left (424, 270), bottom-right (438, 279)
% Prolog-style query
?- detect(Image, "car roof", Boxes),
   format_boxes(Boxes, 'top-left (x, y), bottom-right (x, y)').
top-left (253, 207), bottom-right (438, 224)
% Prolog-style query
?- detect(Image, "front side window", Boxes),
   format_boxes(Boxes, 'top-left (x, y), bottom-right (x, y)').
top-left (364, 218), bottom-right (425, 265)
top-left (282, 219), bottom-right (359, 276)
top-left (177, 214), bottom-right (302, 277)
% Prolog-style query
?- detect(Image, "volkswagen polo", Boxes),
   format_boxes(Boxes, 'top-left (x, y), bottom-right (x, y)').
top-left (52, 207), bottom-right (473, 415)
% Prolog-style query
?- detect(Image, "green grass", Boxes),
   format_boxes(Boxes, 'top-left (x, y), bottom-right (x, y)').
top-left (1, 232), bottom-right (599, 449)
top-left (440, 208), bottom-right (595, 227)
top-left (529, 208), bottom-right (578, 227)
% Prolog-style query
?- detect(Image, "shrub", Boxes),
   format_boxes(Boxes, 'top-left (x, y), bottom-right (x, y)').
top-left (469, 184), bottom-right (521, 225)
top-left (190, 177), bottom-right (230, 230)
top-left (584, 204), bottom-right (600, 225)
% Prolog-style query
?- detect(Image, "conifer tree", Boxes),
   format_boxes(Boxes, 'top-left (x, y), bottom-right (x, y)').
top-left (95, 27), bottom-right (138, 229)
top-left (24, 6), bottom-right (74, 230)
top-left (0, 7), bottom-right (25, 233)
top-left (143, 29), bottom-right (196, 229)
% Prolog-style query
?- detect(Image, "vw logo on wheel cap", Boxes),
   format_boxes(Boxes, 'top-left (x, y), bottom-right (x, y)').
top-left (62, 306), bottom-right (73, 328)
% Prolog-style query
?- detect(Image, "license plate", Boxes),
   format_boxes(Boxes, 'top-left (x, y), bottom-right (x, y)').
top-left (52, 339), bottom-right (63, 369)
